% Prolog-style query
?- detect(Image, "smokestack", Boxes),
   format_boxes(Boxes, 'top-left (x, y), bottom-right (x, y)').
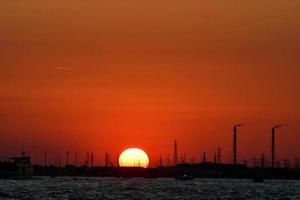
top-left (233, 124), bottom-right (242, 165)
top-left (271, 125), bottom-right (283, 168)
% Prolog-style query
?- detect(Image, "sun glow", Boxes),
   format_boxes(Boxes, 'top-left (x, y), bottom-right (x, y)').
top-left (119, 148), bottom-right (149, 168)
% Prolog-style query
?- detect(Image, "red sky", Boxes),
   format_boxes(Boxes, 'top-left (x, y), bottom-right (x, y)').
top-left (0, 0), bottom-right (300, 166)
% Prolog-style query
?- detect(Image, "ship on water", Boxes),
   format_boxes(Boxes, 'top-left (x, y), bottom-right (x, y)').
top-left (0, 150), bottom-right (33, 179)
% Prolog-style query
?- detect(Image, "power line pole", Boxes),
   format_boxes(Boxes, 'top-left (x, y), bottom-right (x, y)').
top-left (66, 151), bottom-right (69, 166)
top-left (105, 152), bottom-right (109, 167)
top-left (159, 154), bottom-right (163, 167)
top-left (202, 152), bottom-right (207, 163)
top-left (217, 146), bottom-right (221, 164)
top-left (233, 124), bottom-right (243, 165)
top-left (91, 153), bottom-right (94, 167)
top-left (58, 152), bottom-right (61, 167)
top-left (173, 140), bottom-right (178, 166)
top-left (75, 152), bottom-right (78, 166)
top-left (271, 125), bottom-right (283, 168)
top-left (44, 152), bottom-right (47, 167)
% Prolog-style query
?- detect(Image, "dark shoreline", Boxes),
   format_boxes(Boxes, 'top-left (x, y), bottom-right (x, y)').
top-left (33, 162), bottom-right (300, 180)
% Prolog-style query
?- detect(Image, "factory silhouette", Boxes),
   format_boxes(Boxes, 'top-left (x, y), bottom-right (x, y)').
top-left (1, 124), bottom-right (299, 179)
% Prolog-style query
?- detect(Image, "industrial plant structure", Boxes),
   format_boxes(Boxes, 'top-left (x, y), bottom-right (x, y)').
top-left (0, 151), bottom-right (33, 179)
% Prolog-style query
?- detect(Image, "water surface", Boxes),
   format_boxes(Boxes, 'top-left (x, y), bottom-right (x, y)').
top-left (0, 177), bottom-right (299, 200)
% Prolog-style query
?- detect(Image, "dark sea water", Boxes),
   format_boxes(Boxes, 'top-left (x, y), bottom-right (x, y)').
top-left (0, 177), bottom-right (299, 200)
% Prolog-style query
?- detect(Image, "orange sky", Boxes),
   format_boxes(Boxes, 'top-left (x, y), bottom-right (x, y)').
top-left (0, 0), bottom-right (300, 166)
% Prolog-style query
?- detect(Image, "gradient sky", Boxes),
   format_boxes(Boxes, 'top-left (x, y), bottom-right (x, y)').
top-left (1, 1), bottom-right (300, 166)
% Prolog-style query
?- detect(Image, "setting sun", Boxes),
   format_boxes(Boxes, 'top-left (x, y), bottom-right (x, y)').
top-left (119, 148), bottom-right (149, 168)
